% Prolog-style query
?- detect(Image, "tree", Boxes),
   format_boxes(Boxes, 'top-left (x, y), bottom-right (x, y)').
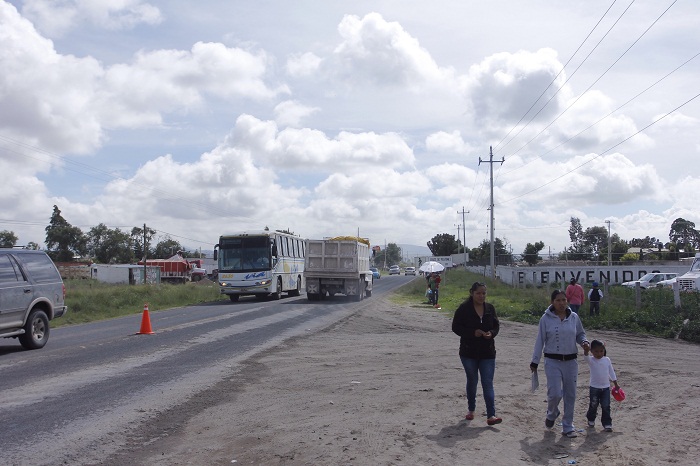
top-left (87, 223), bottom-right (134, 263)
top-left (153, 237), bottom-right (184, 258)
top-left (385, 243), bottom-right (402, 265)
top-left (522, 241), bottom-right (545, 265)
top-left (629, 236), bottom-right (660, 248)
top-left (469, 238), bottom-right (511, 265)
top-left (0, 230), bottom-right (18, 248)
top-left (44, 205), bottom-right (87, 262)
top-left (608, 235), bottom-right (629, 263)
top-left (131, 226), bottom-right (156, 260)
top-left (581, 226), bottom-right (609, 261)
top-left (669, 218), bottom-right (699, 253)
top-left (427, 233), bottom-right (459, 256)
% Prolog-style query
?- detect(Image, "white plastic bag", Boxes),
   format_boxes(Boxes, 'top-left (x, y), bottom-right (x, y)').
top-left (531, 371), bottom-right (539, 392)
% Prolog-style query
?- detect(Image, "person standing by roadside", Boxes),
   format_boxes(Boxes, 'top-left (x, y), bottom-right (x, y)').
top-left (565, 278), bottom-right (584, 313)
top-left (530, 289), bottom-right (590, 438)
top-left (452, 282), bottom-right (502, 425)
top-left (588, 281), bottom-right (603, 317)
top-left (429, 272), bottom-right (441, 309)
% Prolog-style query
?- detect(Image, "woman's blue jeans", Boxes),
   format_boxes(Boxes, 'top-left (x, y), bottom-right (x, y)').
top-left (459, 356), bottom-right (496, 418)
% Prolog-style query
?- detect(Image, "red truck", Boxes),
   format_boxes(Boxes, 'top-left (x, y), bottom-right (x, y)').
top-left (138, 253), bottom-right (201, 284)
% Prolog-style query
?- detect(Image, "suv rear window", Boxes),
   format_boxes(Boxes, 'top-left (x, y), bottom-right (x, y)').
top-left (20, 253), bottom-right (61, 283)
top-left (0, 254), bottom-right (24, 283)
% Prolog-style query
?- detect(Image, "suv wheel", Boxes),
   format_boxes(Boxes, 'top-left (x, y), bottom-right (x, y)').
top-left (19, 309), bottom-right (50, 350)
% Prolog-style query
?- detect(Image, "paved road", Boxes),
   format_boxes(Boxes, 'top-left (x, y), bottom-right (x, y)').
top-left (0, 275), bottom-right (415, 465)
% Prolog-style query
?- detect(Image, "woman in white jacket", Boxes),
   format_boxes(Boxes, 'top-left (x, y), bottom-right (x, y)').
top-left (530, 289), bottom-right (590, 438)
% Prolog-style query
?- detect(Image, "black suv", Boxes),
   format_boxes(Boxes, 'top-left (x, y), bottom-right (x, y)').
top-left (0, 249), bottom-right (67, 349)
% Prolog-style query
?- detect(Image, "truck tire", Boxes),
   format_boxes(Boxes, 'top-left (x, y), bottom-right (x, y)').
top-left (307, 293), bottom-right (320, 301)
top-left (354, 279), bottom-right (365, 301)
top-left (19, 309), bottom-right (50, 350)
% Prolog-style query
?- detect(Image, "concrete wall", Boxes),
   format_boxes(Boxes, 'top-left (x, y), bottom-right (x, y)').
top-left (90, 264), bottom-right (160, 284)
top-left (477, 264), bottom-right (690, 287)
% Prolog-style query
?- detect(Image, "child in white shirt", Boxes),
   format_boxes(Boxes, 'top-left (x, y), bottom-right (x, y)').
top-left (584, 339), bottom-right (619, 432)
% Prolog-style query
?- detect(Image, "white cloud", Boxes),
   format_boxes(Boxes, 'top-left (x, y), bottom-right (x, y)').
top-left (285, 52), bottom-right (322, 78)
top-left (425, 131), bottom-right (475, 156)
top-left (465, 48), bottom-right (569, 132)
top-left (22, 0), bottom-right (161, 37)
top-left (273, 100), bottom-right (319, 128)
top-left (230, 115), bottom-right (415, 173)
top-left (332, 12), bottom-right (460, 92)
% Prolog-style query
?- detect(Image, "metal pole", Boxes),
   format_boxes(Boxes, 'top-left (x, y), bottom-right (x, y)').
top-left (459, 206), bottom-right (469, 268)
top-left (479, 146), bottom-right (503, 279)
top-left (605, 220), bottom-right (612, 265)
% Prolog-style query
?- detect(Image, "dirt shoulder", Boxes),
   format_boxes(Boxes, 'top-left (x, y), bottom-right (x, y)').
top-left (117, 296), bottom-right (700, 465)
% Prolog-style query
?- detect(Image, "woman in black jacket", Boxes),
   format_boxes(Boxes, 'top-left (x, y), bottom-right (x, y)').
top-left (452, 282), bottom-right (502, 425)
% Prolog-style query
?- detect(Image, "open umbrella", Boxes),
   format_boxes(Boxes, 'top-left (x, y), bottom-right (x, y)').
top-left (419, 261), bottom-right (445, 273)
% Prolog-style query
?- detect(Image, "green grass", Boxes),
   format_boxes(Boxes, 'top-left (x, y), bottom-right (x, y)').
top-left (391, 269), bottom-right (700, 344)
top-left (58, 279), bottom-right (226, 326)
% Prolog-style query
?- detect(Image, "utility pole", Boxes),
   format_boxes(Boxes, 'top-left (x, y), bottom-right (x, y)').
top-left (605, 220), bottom-right (612, 265)
top-left (383, 239), bottom-right (387, 269)
top-left (143, 223), bottom-right (148, 284)
top-left (479, 146), bottom-right (504, 279)
top-left (455, 224), bottom-right (461, 266)
top-left (458, 206), bottom-right (469, 269)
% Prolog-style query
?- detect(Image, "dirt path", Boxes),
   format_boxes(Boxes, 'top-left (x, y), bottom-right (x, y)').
top-left (112, 296), bottom-right (700, 465)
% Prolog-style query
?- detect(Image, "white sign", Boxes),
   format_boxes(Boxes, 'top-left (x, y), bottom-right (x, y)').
top-left (417, 256), bottom-right (453, 268)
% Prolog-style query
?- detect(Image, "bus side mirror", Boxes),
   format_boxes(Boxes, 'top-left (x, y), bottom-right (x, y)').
top-left (272, 244), bottom-right (278, 257)
top-left (213, 245), bottom-right (219, 261)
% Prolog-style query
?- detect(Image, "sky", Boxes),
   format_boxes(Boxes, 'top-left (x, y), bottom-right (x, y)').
top-left (1, 0), bottom-right (699, 258)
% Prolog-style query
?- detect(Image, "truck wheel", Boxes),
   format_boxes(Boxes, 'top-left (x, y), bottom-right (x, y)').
top-left (229, 295), bottom-right (239, 302)
top-left (366, 286), bottom-right (372, 298)
top-left (19, 309), bottom-right (50, 350)
top-left (354, 280), bottom-right (365, 301)
top-left (273, 277), bottom-right (283, 300)
top-left (192, 274), bottom-right (202, 282)
top-left (307, 293), bottom-right (320, 301)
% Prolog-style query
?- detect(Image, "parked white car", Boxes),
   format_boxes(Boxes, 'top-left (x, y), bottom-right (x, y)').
top-left (621, 272), bottom-right (678, 289)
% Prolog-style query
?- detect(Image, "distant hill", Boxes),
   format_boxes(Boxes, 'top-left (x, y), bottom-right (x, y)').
top-left (398, 244), bottom-right (431, 259)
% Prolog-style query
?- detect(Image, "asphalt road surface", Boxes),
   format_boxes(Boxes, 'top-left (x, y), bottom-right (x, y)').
top-left (0, 274), bottom-right (415, 465)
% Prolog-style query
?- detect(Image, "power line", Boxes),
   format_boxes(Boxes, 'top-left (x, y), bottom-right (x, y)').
top-left (494, 0), bottom-right (628, 154)
top-left (499, 91), bottom-right (700, 204)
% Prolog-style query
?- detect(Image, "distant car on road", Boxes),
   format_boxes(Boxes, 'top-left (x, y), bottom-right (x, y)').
top-left (404, 266), bottom-right (416, 276)
top-left (388, 265), bottom-right (400, 275)
top-left (621, 272), bottom-right (678, 289)
top-left (370, 267), bottom-right (381, 279)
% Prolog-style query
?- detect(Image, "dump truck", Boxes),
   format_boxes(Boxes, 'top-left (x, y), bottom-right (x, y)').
top-left (304, 237), bottom-right (373, 301)
top-left (138, 253), bottom-right (195, 284)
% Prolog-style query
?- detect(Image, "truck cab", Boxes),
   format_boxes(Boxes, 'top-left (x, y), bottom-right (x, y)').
top-left (676, 253), bottom-right (700, 291)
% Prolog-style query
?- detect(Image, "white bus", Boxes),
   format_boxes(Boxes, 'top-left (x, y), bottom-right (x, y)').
top-left (213, 230), bottom-right (305, 302)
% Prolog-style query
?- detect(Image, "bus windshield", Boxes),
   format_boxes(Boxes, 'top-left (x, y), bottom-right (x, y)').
top-left (218, 236), bottom-right (271, 272)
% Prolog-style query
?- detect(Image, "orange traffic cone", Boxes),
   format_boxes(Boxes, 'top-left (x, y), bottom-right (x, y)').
top-left (137, 303), bottom-right (155, 335)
